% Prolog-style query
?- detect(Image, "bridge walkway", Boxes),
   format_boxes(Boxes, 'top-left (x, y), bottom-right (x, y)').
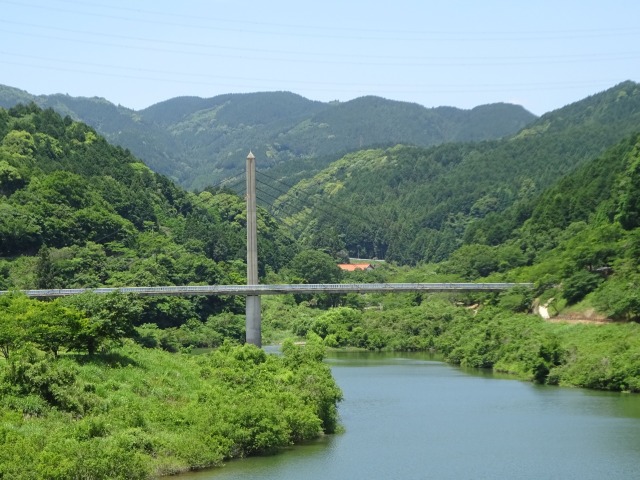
top-left (2, 282), bottom-right (533, 298)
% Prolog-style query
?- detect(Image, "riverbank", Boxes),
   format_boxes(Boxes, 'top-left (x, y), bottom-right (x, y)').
top-left (284, 298), bottom-right (640, 392)
top-left (177, 350), bottom-right (640, 480)
top-left (0, 339), bottom-right (342, 479)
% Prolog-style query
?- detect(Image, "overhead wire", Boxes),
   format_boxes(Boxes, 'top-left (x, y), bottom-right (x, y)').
top-left (3, 20), bottom-right (638, 66)
top-left (255, 170), bottom-right (383, 251)
top-left (254, 184), bottom-right (307, 238)
top-left (2, 54), bottom-right (619, 100)
top-left (7, 0), bottom-right (640, 42)
top-left (1, 3), bottom-right (636, 104)
top-left (256, 170), bottom-right (378, 233)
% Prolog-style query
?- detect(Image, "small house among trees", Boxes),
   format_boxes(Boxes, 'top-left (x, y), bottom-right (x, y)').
top-left (337, 263), bottom-right (373, 272)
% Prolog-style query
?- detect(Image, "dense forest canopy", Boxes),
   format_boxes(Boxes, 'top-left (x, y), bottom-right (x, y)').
top-left (0, 103), bottom-right (297, 324)
top-left (0, 103), bottom-right (348, 478)
top-left (274, 81), bottom-right (640, 264)
top-left (0, 85), bottom-right (536, 189)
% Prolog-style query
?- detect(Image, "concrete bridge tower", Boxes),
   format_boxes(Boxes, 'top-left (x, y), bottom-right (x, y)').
top-left (245, 151), bottom-right (261, 346)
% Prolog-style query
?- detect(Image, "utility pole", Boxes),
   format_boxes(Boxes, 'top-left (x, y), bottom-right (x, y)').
top-left (245, 151), bottom-right (261, 346)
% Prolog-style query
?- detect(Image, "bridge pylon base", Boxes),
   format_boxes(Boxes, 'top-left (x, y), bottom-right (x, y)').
top-left (246, 295), bottom-right (262, 347)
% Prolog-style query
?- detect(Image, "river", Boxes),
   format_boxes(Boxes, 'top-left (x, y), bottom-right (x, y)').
top-left (180, 351), bottom-right (640, 479)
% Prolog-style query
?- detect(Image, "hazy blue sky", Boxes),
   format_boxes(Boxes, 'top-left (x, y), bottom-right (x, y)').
top-left (1, 0), bottom-right (639, 115)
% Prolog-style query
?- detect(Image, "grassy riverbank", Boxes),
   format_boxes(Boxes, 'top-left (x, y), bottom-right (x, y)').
top-left (278, 295), bottom-right (640, 392)
top-left (434, 307), bottom-right (640, 391)
top-left (0, 339), bottom-right (342, 479)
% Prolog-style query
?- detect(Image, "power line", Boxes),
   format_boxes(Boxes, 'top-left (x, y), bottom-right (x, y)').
top-left (3, 24), bottom-right (640, 69)
top-left (255, 171), bottom-right (384, 253)
top-left (257, 170), bottom-right (379, 232)
top-left (7, 0), bottom-right (640, 42)
top-left (254, 184), bottom-right (309, 238)
top-left (2, 56), bottom-right (621, 101)
top-left (3, 21), bottom-right (639, 67)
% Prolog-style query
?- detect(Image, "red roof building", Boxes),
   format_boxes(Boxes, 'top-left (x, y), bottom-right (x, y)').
top-left (337, 263), bottom-right (373, 272)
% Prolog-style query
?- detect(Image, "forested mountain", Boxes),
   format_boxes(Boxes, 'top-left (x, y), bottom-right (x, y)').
top-left (0, 103), bottom-right (296, 324)
top-left (272, 81), bottom-right (640, 264)
top-left (3, 98), bottom-right (640, 479)
top-left (486, 130), bottom-right (640, 322)
top-left (0, 85), bottom-right (535, 190)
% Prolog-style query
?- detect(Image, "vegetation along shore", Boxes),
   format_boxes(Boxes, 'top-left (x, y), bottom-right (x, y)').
top-left (1, 81), bottom-right (640, 478)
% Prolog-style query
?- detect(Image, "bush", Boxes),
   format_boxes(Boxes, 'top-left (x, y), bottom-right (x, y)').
top-left (562, 270), bottom-right (603, 304)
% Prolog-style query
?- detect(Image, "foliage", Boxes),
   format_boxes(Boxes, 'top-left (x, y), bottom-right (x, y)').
top-left (275, 82), bottom-right (640, 264)
top-left (442, 243), bottom-right (527, 280)
top-left (0, 104), bottom-right (297, 325)
top-left (0, 86), bottom-right (535, 190)
top-left (288, 249), bottom-right (342, 284)
top-left (277, 289), bottom-right (640, 392)
top-left (0, 293), bottom-right (32, 359)
top-left (0, 341), bottom-right (342, 479)
top-left (3, 84), bottom-right (640, 480)
top-left (60, 292), bottom-right (141, 355)
top-left (546, 323), bottom-right (640, 391)
top-left (0, 292), bottom-right (141, 357)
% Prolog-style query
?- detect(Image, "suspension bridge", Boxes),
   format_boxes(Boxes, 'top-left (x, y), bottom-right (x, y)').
top-left (1, 282), bottom-right (532, 298)
top-left (0, 152), bottom-right (533, 346)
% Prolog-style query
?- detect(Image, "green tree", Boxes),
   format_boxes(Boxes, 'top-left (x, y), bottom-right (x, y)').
top-left (592, 274), bottom-right (640, 321)
top-left (35, 246), bottom-right (57, 289)
top-left (28, 301), bottom-right (87, 357)
top-left (287, 250), bottom-right (343, 307)
top-left (61, 292), bottom-right (141, 355)
top-left (616, 142), bottom-right (640, 230)
top-left (444, 244), bottom-right (500, 279)
top-left (0, 203), bottom-right (41, 255)
top-left (0, 160), bottom-right (25, 196)
top-left (0, 293), bottom-right (31, 359)
top-left (289, 250), bottom-right (342, 284)
top-left (562, 270), bottom-right (603, 304)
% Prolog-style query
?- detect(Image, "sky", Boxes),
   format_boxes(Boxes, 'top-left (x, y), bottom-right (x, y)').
top-left (1, 0), bottom-right (639, 116)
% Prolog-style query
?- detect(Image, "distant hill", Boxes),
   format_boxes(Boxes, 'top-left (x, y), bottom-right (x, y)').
top-left (271, 81), bottom-right (640, 264)
top-left (0, 85), bottom-right (536, 189)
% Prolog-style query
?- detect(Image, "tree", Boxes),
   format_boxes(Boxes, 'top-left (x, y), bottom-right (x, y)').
top-left (562, 270), bottom-right (603, 304)
top-left (444, 244), bottom-right (501, 279)
top-left (28, 301), bottom-right (87, 357)
top-left (0, 160), bottom-right (25, 196)
top-left (287, 250), bottom-right (343, 307)
top-left (0, 293), bottom-right (31, 359)
top-left (1, 130), bottom-right (36, 156)
top-left (592, 274), bottom-right (640, 321)
top-left (61, 292), bottom-right (141, 355)
top-left (289, 250), bottom-right (342, 285)
top-left (616, 143), bottom-right (640, 230)
top-left (0, 203), bottom-right (42, 255)
top-left (35, 245), bottom-right (57, 289)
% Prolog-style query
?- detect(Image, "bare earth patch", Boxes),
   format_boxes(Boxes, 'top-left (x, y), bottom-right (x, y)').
top-left (547, 308), bottom-right (612, 324)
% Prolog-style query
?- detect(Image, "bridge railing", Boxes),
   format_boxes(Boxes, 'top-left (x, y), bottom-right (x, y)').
top-left (0, 282), bottom-right (534, 298)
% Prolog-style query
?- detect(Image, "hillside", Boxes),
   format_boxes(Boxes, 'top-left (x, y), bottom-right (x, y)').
top-left (499, 131), bottom-right (640, 321)
top-left (0, 85), bottom-right (536, 190)
top-left (272, 81), bottom-right (640, 264)
top-left (0, 103), bottom-right (296, 324)
top-left (427, 129), bottom-right (640, 323)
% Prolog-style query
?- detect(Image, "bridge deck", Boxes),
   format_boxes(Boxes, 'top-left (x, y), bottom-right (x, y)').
top-left (1, 283), bottom-right (533, 298)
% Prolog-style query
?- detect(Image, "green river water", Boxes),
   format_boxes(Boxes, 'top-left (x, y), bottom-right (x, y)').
top-left (180, 351), bottom-right (640, 479)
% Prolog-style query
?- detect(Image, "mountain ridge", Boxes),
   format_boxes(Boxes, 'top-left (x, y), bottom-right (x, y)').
top-left (272, 81), bottom-right (640, 264)
top-left (0, 84), bottom-right (536, 189)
